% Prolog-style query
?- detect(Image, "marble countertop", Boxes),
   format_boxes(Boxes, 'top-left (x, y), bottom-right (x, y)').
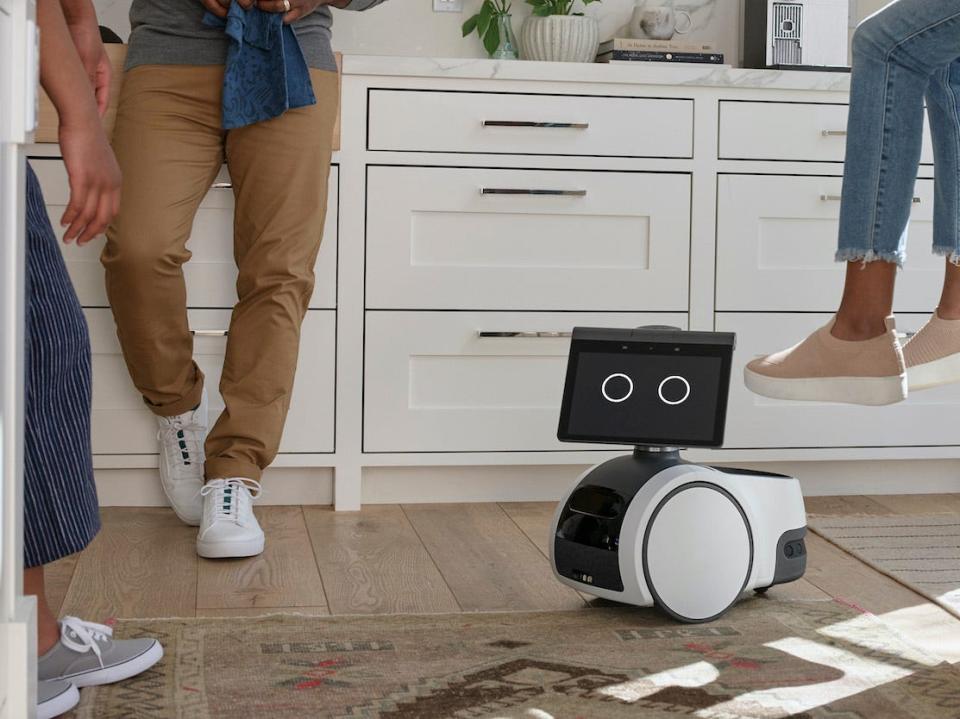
top-left (341, 55), bottom-right (852, 93)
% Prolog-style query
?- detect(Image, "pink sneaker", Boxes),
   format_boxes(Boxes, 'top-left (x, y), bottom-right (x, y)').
top-left (744, 316), bottom-right (907, 405)
top-left (904, 311), bottom-right (960, 391)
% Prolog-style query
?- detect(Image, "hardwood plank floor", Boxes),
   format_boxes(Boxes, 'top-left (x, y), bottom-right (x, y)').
top-left (60, 507), bottom-right (198, 619)
top-left (196, 507), bottom-right (328, 612)
top-left (303, 505), bottom-right (460, 615)
top-left (48, 494), bottom-right (960, 664)
top-left (500, 502), bottom-right (554, 558)
top-left (402, 503), bottom-right (586, 612)
top-left (195, 607), bottom-right (330, 617)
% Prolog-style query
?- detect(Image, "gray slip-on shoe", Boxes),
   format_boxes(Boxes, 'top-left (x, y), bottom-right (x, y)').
top-left (38, 617), bottom-right (163, 688)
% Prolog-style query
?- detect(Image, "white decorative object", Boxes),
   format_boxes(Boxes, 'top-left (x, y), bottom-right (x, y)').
top-left (519, 14), bottom-right (600, 63)
top-left (630, 5), bottom-right (693, 40)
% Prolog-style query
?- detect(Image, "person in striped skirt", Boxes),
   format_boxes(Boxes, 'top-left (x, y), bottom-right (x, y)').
top-left (26, 1), bottom-right (163, 717)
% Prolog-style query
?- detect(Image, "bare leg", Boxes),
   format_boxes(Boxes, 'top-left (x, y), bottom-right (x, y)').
top-left (936, 260), bottom-right (960, 319)
top-left (24, 566), bottom-right (61, 655)
top-left (832, 261), bottom-right (898, 341)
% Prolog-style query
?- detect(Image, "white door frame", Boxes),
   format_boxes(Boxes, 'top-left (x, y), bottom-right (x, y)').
top-left (1, 0), bottom-right (39, 716)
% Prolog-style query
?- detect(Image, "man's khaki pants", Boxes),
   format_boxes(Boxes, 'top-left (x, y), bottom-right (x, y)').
top-left (103, 65), bottom-right (338, 482)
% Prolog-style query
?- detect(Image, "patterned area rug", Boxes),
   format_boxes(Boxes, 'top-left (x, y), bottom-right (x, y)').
top-left (72, 599), bottom-right (960, 719)
top-left (811, 515), bottom-right (960, 621)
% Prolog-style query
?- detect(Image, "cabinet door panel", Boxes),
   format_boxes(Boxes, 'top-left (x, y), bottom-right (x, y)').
top-left (364, 311), bottom-right (687, 453)
top-left (367, 166), bottom-right (691, 311)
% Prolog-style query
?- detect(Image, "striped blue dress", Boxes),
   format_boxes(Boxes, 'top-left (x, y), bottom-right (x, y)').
top-left (23, 163), bottom-right (100, 568)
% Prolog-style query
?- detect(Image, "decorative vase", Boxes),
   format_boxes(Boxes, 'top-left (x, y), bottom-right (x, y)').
top-left (519, 14), bottom-right (600, 63)
top-left (492, 14), bottom-right (519, 60)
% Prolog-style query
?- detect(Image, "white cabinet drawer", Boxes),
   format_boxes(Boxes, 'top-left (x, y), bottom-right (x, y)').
top-left (368, 89), bottom-right (694, 158)
top-left (366, 166), bottom-right (691, 311)
top-left (718, 101), bottom-right (934, 164)
top-left (364, 311), bottom-right (687, 453)
top-left (716, 174), bottom-right (941, 312)
top-left (88, 309), bottom-right (335, 455)
top-left (33, 159), bottom-right (338, 309)
top-left (719, 312), bottom-right (960, 448)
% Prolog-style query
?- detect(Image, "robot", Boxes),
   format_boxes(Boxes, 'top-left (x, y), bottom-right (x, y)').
top-left (550, 327), bottom-right (807, 623)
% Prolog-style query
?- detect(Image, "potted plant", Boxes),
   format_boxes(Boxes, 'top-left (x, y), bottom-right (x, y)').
top-left (520, 0), bottom-right (602, 63)
top-left (463, 0), bottom-right (520, 60)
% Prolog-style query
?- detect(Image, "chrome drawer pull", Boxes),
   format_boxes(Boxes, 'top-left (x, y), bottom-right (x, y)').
top-left (477, 331), bottom-right (573, 339)
top-left (480, 188), bottom-right (587, 197)
top-left (482, 121), bottom-right (589, 129)
top-left (191, 329), bottom-right (230, 337)
top-left (821, 130), bottom-right (848, 137)
top-left (211, 182), bottom-right (233, 189)
top-left (820, 194), bottom-right (921, 204)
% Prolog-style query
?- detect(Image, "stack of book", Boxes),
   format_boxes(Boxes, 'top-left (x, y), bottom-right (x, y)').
top-left (597, 38), bottom-right (725, 66)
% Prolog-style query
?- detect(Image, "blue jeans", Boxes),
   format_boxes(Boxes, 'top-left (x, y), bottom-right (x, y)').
top-left (837, 0), bottom-right (960, 266)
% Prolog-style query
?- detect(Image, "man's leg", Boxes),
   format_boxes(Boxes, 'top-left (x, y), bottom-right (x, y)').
top-left (102, 65), bottom-right (224, 525)
top-left (205, 69), bottom-right (339, 482)
top-left (103, 65), bottom-right (224, 415)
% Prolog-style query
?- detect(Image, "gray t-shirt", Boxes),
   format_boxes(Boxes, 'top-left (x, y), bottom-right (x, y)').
top-left (125, 0), bottom-right (386, 72)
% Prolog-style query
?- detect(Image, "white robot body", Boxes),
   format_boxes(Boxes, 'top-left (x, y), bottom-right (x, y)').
top-left (552, 327), bottom-right (808, 623)
top-left (550, 453), bottom-right (807, 623)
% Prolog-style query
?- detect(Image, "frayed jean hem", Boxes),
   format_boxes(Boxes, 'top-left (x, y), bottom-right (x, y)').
top-left (933, 246), bottom-right (960, 265)
top-left (835, 248), bottom-right (906, 267)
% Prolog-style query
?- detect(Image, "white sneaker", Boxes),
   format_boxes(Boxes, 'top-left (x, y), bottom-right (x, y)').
top-left (157, 389), bottom-right (208, 526)
top-left (197, 478), bottom-right (265, 559)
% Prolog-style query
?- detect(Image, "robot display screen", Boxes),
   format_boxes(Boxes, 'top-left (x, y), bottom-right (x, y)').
top-left (558, 331), bottom-right (734, 447)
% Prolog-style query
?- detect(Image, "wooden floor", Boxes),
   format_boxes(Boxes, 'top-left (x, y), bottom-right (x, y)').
top-left (47, 495), bottom-right (960, 652)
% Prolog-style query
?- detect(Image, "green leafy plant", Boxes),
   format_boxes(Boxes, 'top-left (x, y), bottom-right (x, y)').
top-left (525, 0), bottom-right (601, 16)
top-left (462, 0), bottom-right (513, 57)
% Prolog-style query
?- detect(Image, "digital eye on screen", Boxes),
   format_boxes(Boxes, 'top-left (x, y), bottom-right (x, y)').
top-left (601, 373), bottom-right (633, 403)
top-left (658, 375), bottom-right (691, 405)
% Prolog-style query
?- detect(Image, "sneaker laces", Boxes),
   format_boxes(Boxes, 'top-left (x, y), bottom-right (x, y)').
top-left (59, 617), bottom-right (113, 668)
top-left (157, 413), bottom-right (205, 471)
top-left (200, 478), bottom-right (262, 524)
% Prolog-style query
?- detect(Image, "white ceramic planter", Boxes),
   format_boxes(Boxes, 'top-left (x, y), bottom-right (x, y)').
top-left (519, 15), bottom-right (600, 63)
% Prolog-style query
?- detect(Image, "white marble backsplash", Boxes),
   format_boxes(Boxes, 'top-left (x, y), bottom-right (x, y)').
top-left (93, 0), bottom-right (877, 68)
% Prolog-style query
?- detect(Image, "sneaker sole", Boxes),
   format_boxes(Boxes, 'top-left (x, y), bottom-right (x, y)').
top-left (67, 640), bottom-right (164, 688)
top-left (196, 536), bottom-right (265, 559)
top-left (744, 368), bottom-right (907, 406)
top-left (38, 683), bottom-right (80, 719)
top-left (908, 351), bottom-right (960, 391)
